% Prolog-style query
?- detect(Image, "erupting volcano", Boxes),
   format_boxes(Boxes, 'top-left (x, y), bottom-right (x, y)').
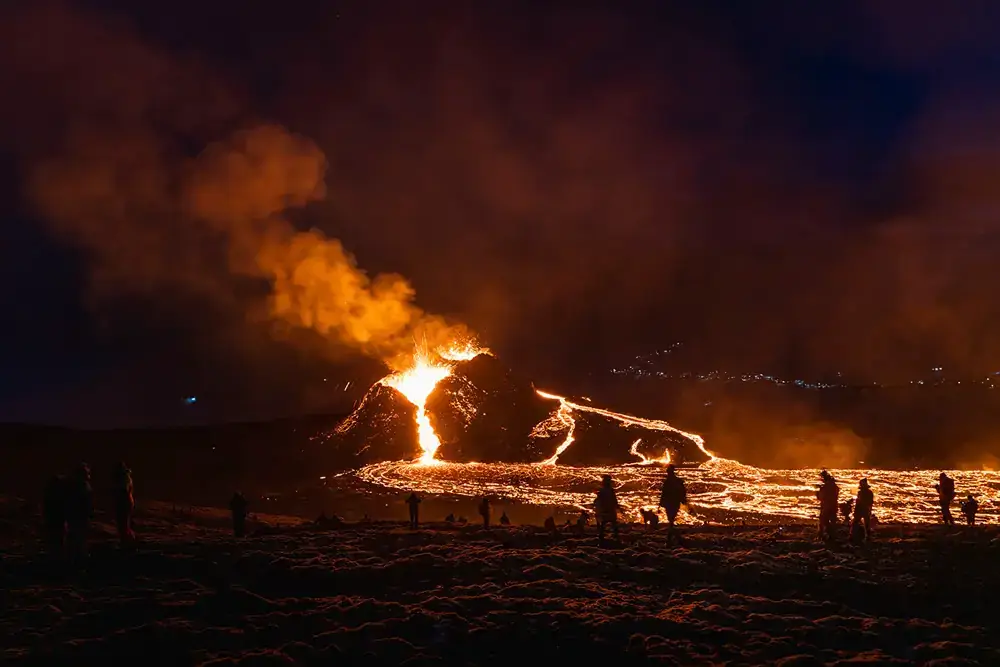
top-left (330, 344), bottom-right (712, 467)
top-left (329, 343), bottom-right (1000, 525)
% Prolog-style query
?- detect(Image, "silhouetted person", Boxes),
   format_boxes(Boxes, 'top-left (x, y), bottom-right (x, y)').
top-left (934, 473), bottom-right (956, 525)
top-left (659, 464), bottom-right (687, 545)
top-left (444, 513), bottom-right (455, 524)
top-left (840, 498), bottom-right (854, 527)
top-left (544, 516), bottom-right (557, 533)
top-left (816, 470), bottom-right (839, 540)
top-left (594, 474), bottom-right (620, 542)
top-left (478, 497), bottom-right (492, 528)
top-left (111, 461), bottom-right (135, 545)
top-left (499, 511), bottom-right (510, 526)
top-left (230, 492), bottom-right (249, 537)
top-left (42, 474), bottom-right (67, 557)
top-left (406, 492), bottom-right (421, 528)
top-left (961, 494), bottom-right (979, 526)
top-left (64, 463), bottom-right (93, 564)
top-left (851, 478), bottom-right (874, 543)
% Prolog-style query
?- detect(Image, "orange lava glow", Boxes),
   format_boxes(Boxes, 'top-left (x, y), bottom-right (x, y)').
top-left (628, 437), bottom-right (670, 465)
top-left (355, 459), bottom-right (1000, 525)
top-left (380, 342), bottom-right (489, 465)
top-left (532, 389), bottom-right (713, 465)
top-left (359, 351), bottom-right (999, 525)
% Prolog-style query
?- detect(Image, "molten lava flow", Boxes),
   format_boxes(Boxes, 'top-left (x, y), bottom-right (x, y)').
top-left (380, 343), bottom-right (488, 465)
top-left (533, 390), bottom-right (577, 465)
top-left (439, 341), bottom-right (489, 362)
top-left (533, 389), bottom-right (714, 465)
top-left (356, 459), bottom-right (1000, 524)
top-left (628, 438), bottom-right (671, 465)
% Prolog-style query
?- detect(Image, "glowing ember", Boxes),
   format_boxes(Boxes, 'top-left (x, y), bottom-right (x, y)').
top-left (379, 343), bottom-right (488, 465)
top-left (439, 341), bottom-right (489, 362)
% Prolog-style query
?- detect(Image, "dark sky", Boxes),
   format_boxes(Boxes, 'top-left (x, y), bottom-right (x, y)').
top-left (3, 0), bottom-right (1000, 427)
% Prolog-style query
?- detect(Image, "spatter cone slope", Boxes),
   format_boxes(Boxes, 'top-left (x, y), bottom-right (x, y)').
top-left (552, 404), bottom-right (710, 466)
top-left (427, 353), bottom-right (559, 463)
top-left (332, 383), bottom-right (420, 463)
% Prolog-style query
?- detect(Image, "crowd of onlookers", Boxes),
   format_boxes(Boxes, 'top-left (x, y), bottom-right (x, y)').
top-left (38, 460), bottom-right (986, 563)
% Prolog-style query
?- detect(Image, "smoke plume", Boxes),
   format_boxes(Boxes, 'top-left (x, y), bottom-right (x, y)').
top-left (7, 3), bottom-right (471, 372)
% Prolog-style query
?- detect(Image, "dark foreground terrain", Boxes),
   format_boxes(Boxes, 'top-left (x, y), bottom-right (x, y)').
top-left (2, 499), bottom-right (999, 666)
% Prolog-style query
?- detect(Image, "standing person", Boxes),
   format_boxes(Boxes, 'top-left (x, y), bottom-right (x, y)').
top-left (659, 464), bottom-right (688, 545)
top-left (934, 473), bottom-right (956, 525)
top-left (64, 463), bottom-right (94, 564)
top-left (594, 474), bottom-right (620, 542)
top-left (478, 497), bottom-right (492, 529)
top-left (406, 492), bottom-right (421, 529)
top-left (960, 494), bottom-right (979, 526)
top-left (111, 462), bottom-right (135, 545)
top-left (816, 470), bottom-right (839, 540)
top-left (42, 474), bottom-right (68, 558)
top-left (851, 478), bottom-right (874, 543)
top-left (229, 492), bottom-right (249, 538)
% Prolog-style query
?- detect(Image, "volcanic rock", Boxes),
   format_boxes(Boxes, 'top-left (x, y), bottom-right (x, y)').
top-left (427, 354), bottom-right (560, 463)
top-left (553, 406), bottom-right (710, 467)
top-left (332, 383), bottom-right (420, 463)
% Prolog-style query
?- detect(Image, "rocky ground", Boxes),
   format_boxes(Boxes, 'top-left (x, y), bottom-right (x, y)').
top-left (2, 500), bottom-right (999, 665)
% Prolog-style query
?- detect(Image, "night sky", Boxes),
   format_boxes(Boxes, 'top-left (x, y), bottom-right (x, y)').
top-left (2, 0), bottom-right (1000, 427)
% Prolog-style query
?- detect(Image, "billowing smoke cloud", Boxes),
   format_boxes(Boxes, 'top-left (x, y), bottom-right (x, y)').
top-left (184, 126), bottom-right (473, 368)
top-left (5, 3), bottom-right (471, 373)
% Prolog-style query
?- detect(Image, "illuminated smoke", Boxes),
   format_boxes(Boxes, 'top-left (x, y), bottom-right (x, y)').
top-left (3, 7), bottom-right (474, 377)
top-left (184, 126), bottom-right (475, 371)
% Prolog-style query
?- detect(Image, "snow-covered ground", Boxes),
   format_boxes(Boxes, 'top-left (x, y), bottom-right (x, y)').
top-left (2, 498), bottom-right (999, 664)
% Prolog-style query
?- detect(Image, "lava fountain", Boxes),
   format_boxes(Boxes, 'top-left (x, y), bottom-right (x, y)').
top-left (379, 342), bottom-right (487, 465)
